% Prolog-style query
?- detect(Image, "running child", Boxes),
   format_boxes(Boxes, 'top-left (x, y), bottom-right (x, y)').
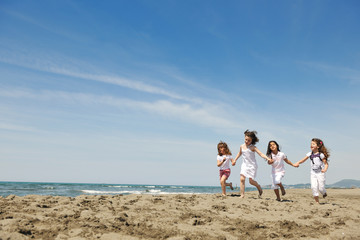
top-left (266, 140), bottom-right (297, 201)
top-left (217, 141), bottom-right (235, 196)
top-left (294, 138), bottom-right (330, 204)
top-left (233, 130), bottom-right (271, 198)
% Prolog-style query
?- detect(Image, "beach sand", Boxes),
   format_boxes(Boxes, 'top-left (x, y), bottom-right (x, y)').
top-left (0, 188), bottom-right (359, 240)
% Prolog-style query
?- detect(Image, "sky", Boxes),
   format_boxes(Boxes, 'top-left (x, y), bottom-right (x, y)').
top-left (0, 0), bottom-right (359, 187)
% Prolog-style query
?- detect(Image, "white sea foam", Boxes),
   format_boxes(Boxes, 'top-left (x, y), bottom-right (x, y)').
top-left (146, 192), bottom-right (205, 195)
top-left (81, 190), bottom-right (142, 194)
top-left (82, 188), bottom-right (210, 195)
top-left (147, 189), bottom-right (161, 193)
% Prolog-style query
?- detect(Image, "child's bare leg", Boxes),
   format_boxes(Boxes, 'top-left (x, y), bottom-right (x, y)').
top-left (278, 183), bottom-right (286, 196)
top-left (249, 178), bottom-right (263, 197)
top-left (220, 175), bottom-right (228, 196)
top-left (274, 189), bottom-right (281, 201)
top-left (240, 175), bottom-right (246, 198)
top-left (226, 182), bottom-right (234, 190)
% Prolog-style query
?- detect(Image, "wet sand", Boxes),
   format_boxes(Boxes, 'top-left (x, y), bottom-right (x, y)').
top-left (0, 188), bottom-right (359, 239)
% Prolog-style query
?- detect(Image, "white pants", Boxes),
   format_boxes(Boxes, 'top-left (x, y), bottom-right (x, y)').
top-left (311, 172), bottom-right (326, 197)
top-left (271, 172), bottom-right (284, 189)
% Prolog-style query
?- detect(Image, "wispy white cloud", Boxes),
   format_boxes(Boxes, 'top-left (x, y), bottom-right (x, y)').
top-left (0, 88), bottom-right (242, 131)
top-left (0, 44), bottom-right (250, 133)
top-left (0, 122), bottom-right (36, 132)
top-left (1, 8), bottom-right (88, 43)
top-left (299, 61), bottom-right (360, 85)
top-left (0, 8), bottom-right (209, 104)
top-left (0, 48), bottom-right (202, 103)
top-left (144, 63), bottom-right (250, 106)
top-left (54, 70), bottom-right (188, 101)
top-left (138, 100), bottom-right (241, 129)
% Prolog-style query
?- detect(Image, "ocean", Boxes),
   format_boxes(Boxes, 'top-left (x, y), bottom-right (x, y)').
top-left (0, 182), bottom-right (310, 198)
top-left (0, 182), bottom-right (234, 197)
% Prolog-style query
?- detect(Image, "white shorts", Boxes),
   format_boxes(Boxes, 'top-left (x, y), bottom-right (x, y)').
top-left (271, 172), bottom-right (284, 189)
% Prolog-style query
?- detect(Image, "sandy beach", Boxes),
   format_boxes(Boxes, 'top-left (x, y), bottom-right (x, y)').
top-left (0, 188), bottom-right (359, 239)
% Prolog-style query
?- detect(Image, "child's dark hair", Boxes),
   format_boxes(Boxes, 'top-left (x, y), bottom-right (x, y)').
top-left (217, 141), bottom-right (232, 156)
top-left (312, 138), bottom-right (330, 159)
top-left (244, 129), bottom-right (259, 145)
top-left (266, 140), bottom-right (280, 158)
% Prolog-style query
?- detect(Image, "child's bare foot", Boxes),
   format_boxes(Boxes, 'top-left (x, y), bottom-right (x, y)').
top-left (239, 195), bottom-right (245, 198)
top-left (323, 193), bottom-right (327, 198)
top-left (258, 188), bottom-right (263, 198)
top-left (229, 182), bottom-right (234, 190)
top-left (276, 198), bottom-right (281, 201)
top-left (222, 194), bottom-right (227, 197)
top-left (281, 188), bottom-right (286, 196)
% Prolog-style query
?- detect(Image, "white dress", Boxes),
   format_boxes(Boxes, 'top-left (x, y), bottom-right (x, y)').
top-left (240, 146), bottom-right (258, 179)
top-left (270, 152), bottom-right (287, 189)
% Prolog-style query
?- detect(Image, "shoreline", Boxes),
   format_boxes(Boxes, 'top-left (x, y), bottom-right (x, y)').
top-left (0, 188), bottom-right (359, 239)
top-left (1, 181), bottom-right (359, 198)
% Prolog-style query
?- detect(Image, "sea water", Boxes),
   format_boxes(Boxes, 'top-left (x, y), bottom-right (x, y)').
top-left (0, 182), bottom-right (234, 197)
top-left (0, 182), bottom-right (310, 197)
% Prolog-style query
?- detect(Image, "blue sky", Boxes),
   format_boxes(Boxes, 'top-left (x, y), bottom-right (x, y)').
top-left (0, 0), bottom-right (359, 186)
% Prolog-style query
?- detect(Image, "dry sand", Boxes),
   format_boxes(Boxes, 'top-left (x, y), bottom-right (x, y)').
top-left (0, 188), bottom-right (359, 240)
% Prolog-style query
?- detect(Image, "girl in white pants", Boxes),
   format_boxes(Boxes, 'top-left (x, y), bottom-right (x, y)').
top-left (266, 141), bottom-right (297, 201)
top-left (294, 138), bottom-right (330, 204)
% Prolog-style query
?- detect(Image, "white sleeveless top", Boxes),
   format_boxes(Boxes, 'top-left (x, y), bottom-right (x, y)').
top-left (240, 145), bottom-right (258, 179)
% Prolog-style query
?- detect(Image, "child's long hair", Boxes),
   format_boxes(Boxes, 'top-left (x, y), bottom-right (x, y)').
top-left (244, 129), bottom-right (259, 145)
top-left (217, 141), bottom-right (232, 156)
top-left (266, 140), bottom-right (280, 158)
top-left (312, 138), bottom-right (330, 159)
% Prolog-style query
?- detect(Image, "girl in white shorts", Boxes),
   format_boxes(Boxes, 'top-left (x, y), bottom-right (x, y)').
top-left (295, 138), bottom-right (330, 204)
top-left (266, 141), bottom-right (297, 201)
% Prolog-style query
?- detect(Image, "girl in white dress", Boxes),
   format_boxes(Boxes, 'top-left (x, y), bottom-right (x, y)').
top-left (266, 141), bottom-right (297, 201)
top-left (233, 130), bottom-right (271, 198)
top-left (294, 138), bottom-right (330, 204)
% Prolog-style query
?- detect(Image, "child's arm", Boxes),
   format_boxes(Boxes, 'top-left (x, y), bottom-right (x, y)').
top-left (230, 156), bottom-right (235, 166)
top-left (284, 157), bottom-right (297, 167)
top-left (253, 146), bottom-right (272, 162)
top-left (217, 156), bottom-right (226, 167)
top-left (232, 147), bottom-right (243, 166)
top-left (321, 159), bottom-right (329, 173)
top-left (293, 156), bottom-right (308, 167)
